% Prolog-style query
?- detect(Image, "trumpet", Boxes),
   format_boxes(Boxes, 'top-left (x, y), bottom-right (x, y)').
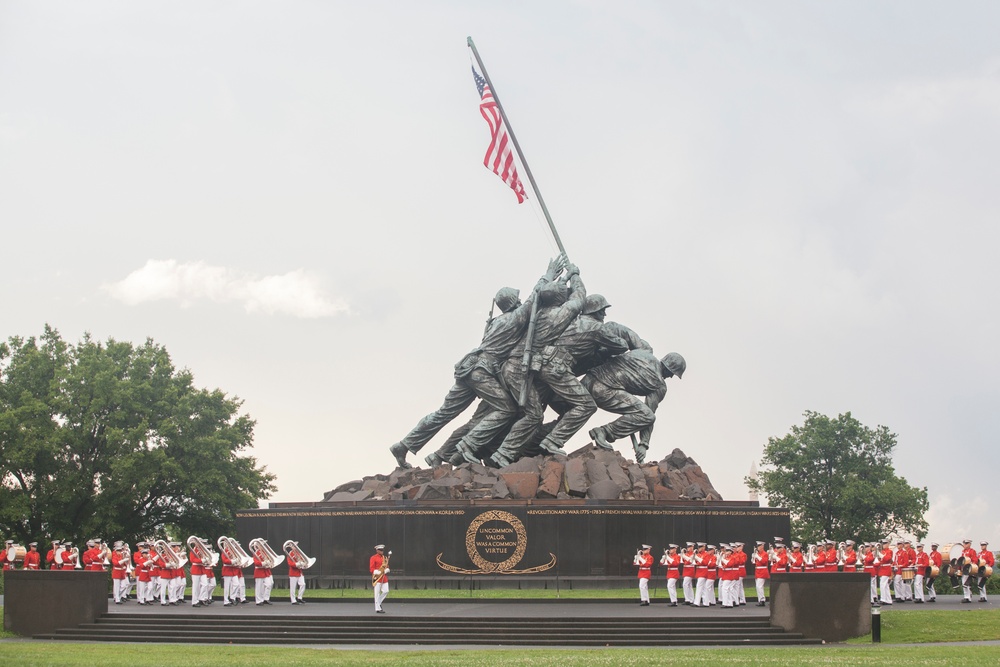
top-left (153, 539), bottom-right (188, 569)
top-left (282, 540), bottom-right (317, 570)
top-left (633, 550), bottom-right (643, 566)
top-left (372, 550), bottom-right (392, 587)
top-left (217, 536), bottom-right (254, 569)
top-left (187, 536), bottom-right (220, 568)
top-left (248, 538), bottom-right (284, 569)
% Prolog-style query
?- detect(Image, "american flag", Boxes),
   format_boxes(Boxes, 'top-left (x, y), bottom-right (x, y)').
top-left (472, 66), bottom-right (527, 203)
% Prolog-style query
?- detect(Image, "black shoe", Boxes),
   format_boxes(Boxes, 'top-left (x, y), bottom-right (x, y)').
top-left (640, 601), bottom-right (650, 606)
top-left (376, 609), bottom-right (385, 614)
top-left (290, 600), bottom-right (298, 605)
top-left (241, 599), bottom-right (248, 604)
top-left (161, 603), bottom-right (168, 606)
top-left (684, 601), bottom-right (693, 606)
top-left (223, 602), bottom-right (232, 607)
top-left (297, 599), bottom-right (305, 604)
top-left (670, 602), bottom-right (678, 607)
top-left (192, 602), bottom-right (202, 608)
top-left (980, 598), bottom-right (987, 603)
top-left (914, 600), bottom-right (923, 604)
top-left (263, 600), bottom-right (272, 605)
top-left (962, 599), bottom-right (972, 603)
top-left (928, 598), bottom-right (935, 602)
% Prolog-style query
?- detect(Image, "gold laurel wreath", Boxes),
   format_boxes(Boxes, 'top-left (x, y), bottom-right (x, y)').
top-left (434, 509), bottom-right (557, 575)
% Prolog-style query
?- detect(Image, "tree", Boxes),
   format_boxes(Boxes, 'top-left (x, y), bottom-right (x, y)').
top-left (746, 410), bottom-right (928, 543)
top-left (0, 325), bottom-right (277, 547)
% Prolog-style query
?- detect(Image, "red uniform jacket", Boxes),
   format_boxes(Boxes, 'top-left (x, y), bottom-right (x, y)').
top-left (370, 553), bottom-right (387, 584)
top-left (22, 551), bottom-right (41, 570)
top-left (253, 555), bottom-right (272, 579)
top-left (752, 549), bottom-right (770, 579)
top-left (772, 550), bottom-right (789, 574)
top-left (111, 551), bottom-right (128, 580)
top-left (636, 553), bottom-right (653, 580)
top-left (878, 548), bottom-right (894, 577)
top-left (662, 553), bottom-right (681, 580)
top-left (825, 548), bottom-right (837, 572)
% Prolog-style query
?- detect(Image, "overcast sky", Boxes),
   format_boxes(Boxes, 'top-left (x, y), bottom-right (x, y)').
top-left (2, 1), bottom-right (998, 546)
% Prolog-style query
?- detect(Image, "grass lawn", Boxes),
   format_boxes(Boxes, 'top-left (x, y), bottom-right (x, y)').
top-left (0, 644), bottom-right (998, 666)
top-left (846, 607), bottom-right (1000, 644)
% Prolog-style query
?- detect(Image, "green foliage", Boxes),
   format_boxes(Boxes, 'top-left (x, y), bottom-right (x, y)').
top-left (0, 325), bottom-right (276, 547)
top-left (746, 411), bottom-right (928, 543)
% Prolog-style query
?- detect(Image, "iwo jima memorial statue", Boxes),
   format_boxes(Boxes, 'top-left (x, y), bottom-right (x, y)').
top-left (236, 39), bottom-right (790, 589)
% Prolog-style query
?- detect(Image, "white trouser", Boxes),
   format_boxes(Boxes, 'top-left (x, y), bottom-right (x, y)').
top-left (638, 578), bottom-right (649, 603)
top-left (113, 578), bottom-right (129, 602)
top-left (738, 577), bottom-right (746, 604)
top-left (202, 575), bottom-right (215, 602)
top-left (701, 579), bottom-right (715, 606)
top-left (160, 578), bottom-right (171, 604)
top-left (870, 575), bottom-right (877, 601)
top-left (879, 575), bottom-right (893, 604)
top-left (719, 580), bottom-right (731, 607)
top-left (683, 577), bottom-right (694, 603)
top-left (756, 577), bottom-right (767, 603)
top-left (962, 574), bottom-right (972, 599)
top-left (190, 574), bottom-right (204, 605)
top-left (223, 575), bottom-right (236, 603)
top-left (893, 574), bottom-right (903, 599)
top-left (255, 576), bottom-right (273, 603)
top-left (290, 574), bottom-right (306, 601)
top-left (147, 577), bottom-right (158, 602)
top-left (237, 575), bottom-right (247, 601)
top-left (374, 581), bottom-right (390, 611)
top-left (694, 578), bottom-right (705, 606)
top-left (913, 574), bottom-right (924, 601)
top-left (979, 578), bottom-right (989, 600)
top-left (666, 577), bottom-right (678, 603)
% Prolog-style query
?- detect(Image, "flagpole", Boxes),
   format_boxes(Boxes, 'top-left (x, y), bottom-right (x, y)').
top-left (468, 37), bottom-right (571, 408)
top-left (468, 36), bottom-right (566, 257)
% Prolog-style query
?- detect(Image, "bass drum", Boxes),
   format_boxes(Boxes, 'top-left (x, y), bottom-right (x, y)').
top-left (6, 545), bottom-right (26, 563)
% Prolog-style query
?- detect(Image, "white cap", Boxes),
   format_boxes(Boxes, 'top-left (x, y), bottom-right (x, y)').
top-left (641, 544), bottom-right (651, 550)
top-left (375, 544), bottom-right (385, 550)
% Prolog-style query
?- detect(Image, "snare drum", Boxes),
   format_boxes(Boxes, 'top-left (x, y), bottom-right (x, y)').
top-left (901, 567), bottom-right (916, 582)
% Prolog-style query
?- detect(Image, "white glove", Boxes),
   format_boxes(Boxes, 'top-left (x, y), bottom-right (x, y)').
top-left (384, 568), bottom-right (390, 573)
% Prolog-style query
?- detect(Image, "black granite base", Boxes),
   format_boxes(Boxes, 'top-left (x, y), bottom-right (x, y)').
top-left (769, 572), bottom-right (871, 642)
top-left (237, 499), bottom-right (790, 587)
top-left (3, 570), bottom-right (108, 637)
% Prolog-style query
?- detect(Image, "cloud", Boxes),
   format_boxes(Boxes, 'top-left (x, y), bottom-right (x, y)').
top-left (104, 259), bottom-right (348, 318)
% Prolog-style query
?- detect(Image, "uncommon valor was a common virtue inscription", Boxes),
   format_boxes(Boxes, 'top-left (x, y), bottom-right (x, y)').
top-left (436, 510), bottom-right (556, 575)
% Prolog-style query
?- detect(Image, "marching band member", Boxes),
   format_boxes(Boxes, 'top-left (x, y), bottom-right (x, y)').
top-left (111, 541), bottom-right (129, 604)
top-left (772, 542), bottom-right (789, 576)
top-left (133, 543), bottom-right (151, 605)
top-left (681, 542), bottom-right (696, 605)
top-left (22, 542), bottom-right (41, 570)
top-left (903, 540), bottom-right (916, 600)
top-left (718, 545), bottom-right (738, 608)
top-left (978, 541), bottom-right (994, 603)
top-left (253, 546), bottom-right (274, 605)
top-left (863, 543), bottom-right (877, 603)
top-left (221, 548), bottom-right (239, 606)
top-left (171, 542), bottom-right (186, 604)
top-left (700, 545), bottom-right (718, 607)
top-left (660, 544), bottom-right (681, 607)
top-left (289, 552), bottom-right (306, 605)
top-left (156, 545), bottom-right (174, 605)
top-left (635, 544), bottom-right (653, 606)
top-left (961, 539), bottom-right (977, 602)
top-left (877, 540), bottom-right (894, 605)
top-left (692, 543), bottom-right (708, 607)
top-left (61, 542), bottom-right (78, 570)
top-left (913, 543), bottom-right (928, 603)
top-left (147, 543), bottom-right (161, 605)
top-left (189, 543), bottom-right (205, 607)
top-left (843, 540), bottom-right (858, 572)
top-left (370, 544), bottom-right (390, 614)
top-left (812, 543), bottom-right (825, 573)
top-left (45, 539), bottom-right (60, 569)
top-left (926, 543), bottom-right (942, 602)
top-left (824, 540), bottom-right (837, 573)
top-left (81, 539), bottom-right (96, 570)
top-left (2, 540), bottom-right (13, 571)
top-left (893, 540), bottom-right (908, 602)
top-left (201, 547), bottom-right (217, 606)
top-left (735, 542), bottom-right (747, 606)
top-left (752, 541), bottom-right (770, 606)
top-left (789, 542), bottom-right (804, 573)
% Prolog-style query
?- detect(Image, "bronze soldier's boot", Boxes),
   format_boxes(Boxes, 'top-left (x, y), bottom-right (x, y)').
top-left (589, 427), bottom-right (613, 451)
top-left (389, 442), bottom-right (413, 469)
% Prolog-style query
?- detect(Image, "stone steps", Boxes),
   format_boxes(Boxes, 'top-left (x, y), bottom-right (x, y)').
top-left (36, 613), bottom-right (822, 646)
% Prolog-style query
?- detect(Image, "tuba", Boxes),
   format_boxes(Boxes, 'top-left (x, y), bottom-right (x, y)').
top-left (282, 540), bottom-right (317, 570)
top-left (187, 536), bottom-right (220, 568)
top-left (153, 539), bottom-right (188, 569)
top-left (837, 543), bottom-right (847, 568)
top-left (217, 536), bottom-right (254, 569)
top-left (248, 538), bottom-right (284, 569)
